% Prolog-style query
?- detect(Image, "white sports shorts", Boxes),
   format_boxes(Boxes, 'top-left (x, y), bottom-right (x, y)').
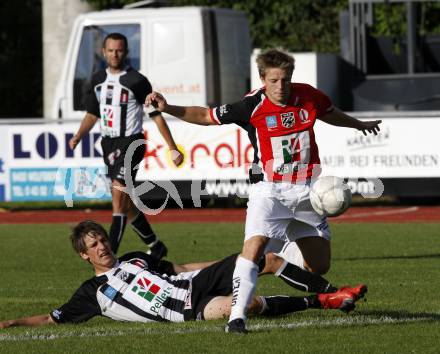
top-left (244, 181), bottom-right (331, 243)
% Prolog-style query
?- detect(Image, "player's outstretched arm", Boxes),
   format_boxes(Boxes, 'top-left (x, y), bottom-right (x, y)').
top-left (174, 260), bottom-right (218, 273)
top-left (145, 91), bottom-right (215, 126)
top-left (69, 113), bottom-right (99, 150)
top-left (150, 113), bottom-right (184, 166)
top-left (0, 314), bottom-right (55, 328)
top-left (318, 107), bottom-right (381, 136)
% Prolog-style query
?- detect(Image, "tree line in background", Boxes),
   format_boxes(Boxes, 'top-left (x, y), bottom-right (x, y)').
top-left (84, 0), bottom-right (349, 53)
top-left (0, 0), bottom-right (42, 117)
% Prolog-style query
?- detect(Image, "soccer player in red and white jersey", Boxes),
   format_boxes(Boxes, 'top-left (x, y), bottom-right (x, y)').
top-left (146, 49), bottom-right (380, 333)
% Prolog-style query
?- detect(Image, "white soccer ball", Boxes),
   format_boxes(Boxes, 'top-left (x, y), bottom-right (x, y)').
top-left (309, 176), bottom-right (352, 217)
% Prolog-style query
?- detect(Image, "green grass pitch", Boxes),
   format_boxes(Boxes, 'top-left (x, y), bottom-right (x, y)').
top-left (0, 221), bottom-right (439, 353)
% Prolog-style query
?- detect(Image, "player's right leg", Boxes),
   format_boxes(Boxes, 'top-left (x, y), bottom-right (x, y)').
top-left (225, 235), bottom-right (267, 334)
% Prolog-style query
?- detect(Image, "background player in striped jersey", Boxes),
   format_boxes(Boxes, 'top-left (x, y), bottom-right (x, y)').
top-left (69, 33), bottom-right (183, 259)
top-left (146, 49), bottom-right (379, 333)
top-left (0, 221), bottom-right (366, 328)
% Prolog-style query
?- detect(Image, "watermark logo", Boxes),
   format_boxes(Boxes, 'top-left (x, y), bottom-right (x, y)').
top-left (55, 138), bottom-right (385, 211)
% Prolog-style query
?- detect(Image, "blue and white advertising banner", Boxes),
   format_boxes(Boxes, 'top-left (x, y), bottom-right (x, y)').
top-left (4, 123), bottom-right (109, 202)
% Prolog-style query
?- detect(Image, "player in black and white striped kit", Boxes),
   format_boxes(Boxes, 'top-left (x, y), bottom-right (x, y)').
top-left (0, 221), bottom-right (366, 329)
top-left (69, 33), bottom-right (183, 258)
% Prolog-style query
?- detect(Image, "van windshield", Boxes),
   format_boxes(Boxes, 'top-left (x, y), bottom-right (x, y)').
top-left (73, 24), bottom-right (141, 111)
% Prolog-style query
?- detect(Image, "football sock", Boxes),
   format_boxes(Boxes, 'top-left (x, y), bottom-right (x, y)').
top-left (259, 295), bottom-right (308, 316)
top-left (275, 260), bottom-right (337, 293)
top-left (229, 256), bottom-right (259, 322)
top-left (131, 212), bottom-right (157, 246)
top-left (305, 295), bottom-right (323, 309)
top-left (109, 213), bottom-right (127, 254)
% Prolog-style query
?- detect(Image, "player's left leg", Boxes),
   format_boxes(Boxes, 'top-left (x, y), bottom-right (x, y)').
top-left (260, 252), bottom-right (337, 293)
top-left (108, 179), bottom-right (129, 253)
top-left (204, 295), bottom-right (308, 321)
top-left (124, 136), bottom-right (168, 259)
top-left (204, 289), bottom-right (359, 321)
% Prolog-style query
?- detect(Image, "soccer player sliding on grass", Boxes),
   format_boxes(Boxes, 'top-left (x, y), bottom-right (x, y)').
top-left (0, 221), bottom-right (366, 329)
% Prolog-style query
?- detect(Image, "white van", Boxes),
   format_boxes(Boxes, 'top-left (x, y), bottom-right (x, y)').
top-left (52, 6), bottom-right (251, 119)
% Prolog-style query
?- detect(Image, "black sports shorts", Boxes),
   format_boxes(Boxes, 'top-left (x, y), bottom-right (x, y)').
top-left (184, 253), bottom-right (239, 321)
top-left (101, 133), bottom-right (145, 185)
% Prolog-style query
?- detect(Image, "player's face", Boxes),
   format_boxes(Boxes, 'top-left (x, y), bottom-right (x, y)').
top-left (261, 67), bottom-right (292, 106)
top-left (80, 233), bottom-right (116, 273)
top-left (102, 38), bottom-right (127, 72)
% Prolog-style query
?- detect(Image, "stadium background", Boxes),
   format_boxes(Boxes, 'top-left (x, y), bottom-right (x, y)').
top-left (0, 1), bottom-right (439, 352)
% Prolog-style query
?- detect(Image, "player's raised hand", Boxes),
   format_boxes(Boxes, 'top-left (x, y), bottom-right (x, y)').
top-left (146, 92), bottom-right (167, 112)
top-left (358, 120), bottom-right (382, 136)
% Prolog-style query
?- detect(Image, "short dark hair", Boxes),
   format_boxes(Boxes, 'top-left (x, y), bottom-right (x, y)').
top-left (70, 220), bottom-right (109, 254)
top-left (102, 32), bottom-right (128, 50)
top-left (256, 49), bottom-right (295, 78)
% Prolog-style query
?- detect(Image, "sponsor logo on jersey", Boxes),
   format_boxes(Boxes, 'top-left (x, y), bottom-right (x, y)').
top-left (102, 107), bottom-right (114, 128)
top-left (265, 115), bottom-right (278, 129)
top-left (275, 162), bottom-right (300, 174)
top-left (132, 277), bottom-right (159, 301)
top-left (299, 109), bottom-right (310, 123)
top-left (131, 277), bottom-right (172, 315)
top-left (281, 112), bottom-right (295, 128)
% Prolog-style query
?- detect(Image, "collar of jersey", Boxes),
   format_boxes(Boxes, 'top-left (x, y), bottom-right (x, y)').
top-left (106, 65), bottom-right (129, 77)
top-left (95, 260), bottom-right (120, 277)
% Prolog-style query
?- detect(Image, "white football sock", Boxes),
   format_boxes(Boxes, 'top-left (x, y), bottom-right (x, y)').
top-left (229, 256), bottom-right (259, 322)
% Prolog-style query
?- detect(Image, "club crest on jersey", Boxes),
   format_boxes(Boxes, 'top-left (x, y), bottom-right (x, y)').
top-left (281, 112), bottom-right (295, 128)
top-left (117, 270), bottom-right (130, 282)
top-left (299, 109), bottom-right (310, 123)
top-left (218, 104), bottom-right (228, 117)
top-left (265, 115), bottom-right (278, 129)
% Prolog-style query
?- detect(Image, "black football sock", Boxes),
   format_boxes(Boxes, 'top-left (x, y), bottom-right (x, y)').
top-left (277, 262), bottom-right (337, 293)
top-left (305, 295), bottom-right (322, 309)
top-left (109, 214), bottom-right (127, 254)
top-left (260, 296), bottom-right (308, 316)
top-left (131, 212), bottom-right (157, 245)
